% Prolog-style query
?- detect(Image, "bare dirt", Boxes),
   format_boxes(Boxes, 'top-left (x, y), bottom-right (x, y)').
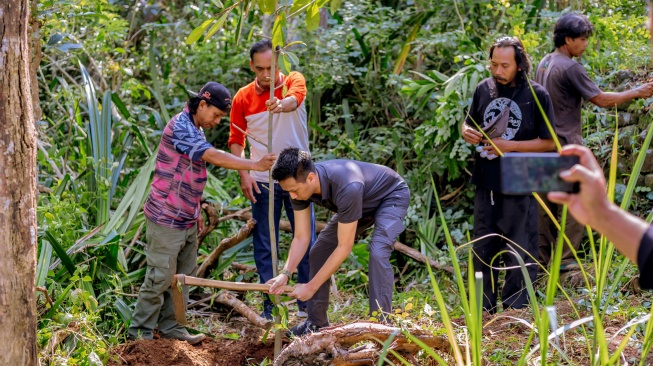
top-left (107, 291), bottom-right (653, 365)
top-left (107, 321), bottom-right (275, 366)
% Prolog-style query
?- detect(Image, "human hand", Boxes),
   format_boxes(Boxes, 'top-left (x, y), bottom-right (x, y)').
top-left (238, 172), bottom-right (260, 203)
top-left (462, 123), bottom-right (483, 144)
top-left (265, 97), bottom-right (284, 114)
top-left (481, 137), bottom-right (511, 157)
top-left (547, 145), bottom-right (610, 227)
top-left (289, 283), bottom-right (317, 302)
top-left (636, 83), bottom-right (653, 99)
top-left (266, 274), bottom-right (289, 295)
top-left (197, 215), bottom-right (205, 237)
top-left (254, 153), bottom-right (276, 172)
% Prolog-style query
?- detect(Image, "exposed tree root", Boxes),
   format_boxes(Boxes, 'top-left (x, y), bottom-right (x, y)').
top-left (274, 322), bottom-right (451, 366)
top-left (196, 219), bottom-right (256, 278)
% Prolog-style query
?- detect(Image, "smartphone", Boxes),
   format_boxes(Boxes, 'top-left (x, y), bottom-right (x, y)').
top-left (500, 152), bottom-right (580, 195)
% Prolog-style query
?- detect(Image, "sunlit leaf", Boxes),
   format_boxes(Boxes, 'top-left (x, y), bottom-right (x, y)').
top-left (186, 18), bottom-right (214, 45)
top-left (257, 0), bottom-right (275, 14)
top-left (205, 11), bottom-right (230, 40)
top-left (305, 2), bottom-right (320, 32)
top-left (279, 53), bottom-right (292, 75)
top-left (289, 0), bottom-right (311, 14)
top-left (272, 11), bottom-right (286, 50)
top-left (330, 0), bottom-right (342, 14)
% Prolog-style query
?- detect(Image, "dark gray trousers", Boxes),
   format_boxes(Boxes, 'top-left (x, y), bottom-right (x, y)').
top-left (307, 188), bottom-right (410, 326)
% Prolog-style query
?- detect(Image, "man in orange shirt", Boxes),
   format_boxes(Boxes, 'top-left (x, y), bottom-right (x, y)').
top-left (229, 40), bottom-right (316, 320)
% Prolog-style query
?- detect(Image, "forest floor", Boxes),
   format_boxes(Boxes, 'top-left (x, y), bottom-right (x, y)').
top-left (106, 270), bottom-right (653, 366)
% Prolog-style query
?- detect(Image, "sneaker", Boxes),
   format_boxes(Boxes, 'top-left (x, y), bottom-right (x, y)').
top-left (286, 319), bottom-right (327, 338)
top-left (161, 329), bottom-right (206, 345)
top-left (296, 309), bottom-right (308, 318)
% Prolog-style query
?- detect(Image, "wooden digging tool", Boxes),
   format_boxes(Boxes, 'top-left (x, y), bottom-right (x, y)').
top-left (172, 274), bottom-right (295, 325)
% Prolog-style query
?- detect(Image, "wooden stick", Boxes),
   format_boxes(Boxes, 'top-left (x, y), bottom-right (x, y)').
top-left (177, 274), bottom-right (295, 293)
top-left (172, 274), bottom-right (295, 325)
top-left (231, 123), bottom-right (269, 148)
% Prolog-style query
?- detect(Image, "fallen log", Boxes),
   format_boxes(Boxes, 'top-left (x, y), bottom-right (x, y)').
top-left (196, 219), bottom-right (256, 278)
top-left (273, 322), bottom-right (451, 366)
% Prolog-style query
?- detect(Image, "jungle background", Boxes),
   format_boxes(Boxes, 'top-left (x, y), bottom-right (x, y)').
top-left (34, 0), bottom-right (653, 364)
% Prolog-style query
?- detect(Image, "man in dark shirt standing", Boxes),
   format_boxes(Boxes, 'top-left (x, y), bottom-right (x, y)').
top-left (267, 148), bottom-right (410, 336)
top-left (461, 36), bottom-right (556, 313)
top-left (535, 13), bottom-right (653, 269)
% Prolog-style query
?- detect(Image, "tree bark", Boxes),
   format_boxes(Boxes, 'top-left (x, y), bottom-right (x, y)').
top-left (274, 322), bottom-right (452, 366)
top-left (0, 0), bottom-right (40, 365)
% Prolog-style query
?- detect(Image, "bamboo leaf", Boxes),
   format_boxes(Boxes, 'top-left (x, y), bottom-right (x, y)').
top-left (186, 18), bottom-right (214, 45)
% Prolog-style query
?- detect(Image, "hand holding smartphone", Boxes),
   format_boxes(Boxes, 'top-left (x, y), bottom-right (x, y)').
top-left (500, 152), bottom-right (580, 195)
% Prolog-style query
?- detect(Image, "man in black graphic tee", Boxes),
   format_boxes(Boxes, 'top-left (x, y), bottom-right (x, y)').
top-left (461, 36), bottom-right (556, 313)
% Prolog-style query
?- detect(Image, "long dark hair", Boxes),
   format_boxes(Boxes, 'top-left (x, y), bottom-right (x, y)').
top-left (186, 96), bottom-right (203, 115)
top-left (553, 13), bottom-right (594, 48)
top-left (489, 36), bottom-right (531, 85)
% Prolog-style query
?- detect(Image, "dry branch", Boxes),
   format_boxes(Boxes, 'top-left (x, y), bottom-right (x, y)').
top-left (216, 291), bottom-right (271, 329)
top-left (274, 322), bottom-right (451, 366)
top-left (393, 242), bottom-right (454, 274)
top-left (196, 219), bottom-right (256, 278)
top-left (198, 202), bottom-right (219, 244)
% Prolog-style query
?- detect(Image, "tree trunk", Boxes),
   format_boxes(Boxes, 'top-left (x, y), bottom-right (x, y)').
top-left (0, 0), bottom-right (40, 365)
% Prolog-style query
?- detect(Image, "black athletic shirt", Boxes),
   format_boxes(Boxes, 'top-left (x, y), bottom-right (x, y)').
top-left (291, 160), bottom-right (408, 223)
top-left (638, 225), bottom-right (653, 290)
top-left (464, 78), bottom-right (556, 191)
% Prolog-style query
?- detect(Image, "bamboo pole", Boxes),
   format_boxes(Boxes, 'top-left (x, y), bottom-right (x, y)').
top-left (268, 32), bottom-right (282, 358)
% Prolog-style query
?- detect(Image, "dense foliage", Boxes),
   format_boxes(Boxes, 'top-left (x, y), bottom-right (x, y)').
top-left (35, 0), bottom-right (653, 364)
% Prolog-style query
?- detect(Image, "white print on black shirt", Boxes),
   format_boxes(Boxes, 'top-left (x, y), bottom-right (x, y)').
top-left (483, 97), bottom-right (522, 140)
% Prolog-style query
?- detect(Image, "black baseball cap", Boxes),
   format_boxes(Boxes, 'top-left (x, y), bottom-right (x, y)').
top-left (191, 81), bottom-right (232, 112)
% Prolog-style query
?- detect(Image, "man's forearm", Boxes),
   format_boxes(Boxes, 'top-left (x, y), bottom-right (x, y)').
top-left (589, 201), bottom-right (648, 263)
top-left (508, 138), bottom-right (555, 153)
top-left (281, 96), bottom-right (298, 112)
top-left (284, 238), bottom-right (311, 274)
top-left (202, 148), bottom-right (255, 170)
top-left (590, 90), bottom-right (638, 109)
top-left (229, 143), bottom-right (249, 175)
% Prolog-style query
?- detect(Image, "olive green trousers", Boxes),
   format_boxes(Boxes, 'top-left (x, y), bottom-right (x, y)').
top-left (128, 219), bottom-right (198, 339)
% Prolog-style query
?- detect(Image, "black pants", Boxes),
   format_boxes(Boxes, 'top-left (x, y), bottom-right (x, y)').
top-left (306, 187), bottom-right (410, 326)
top-left (472, 187), bottom-right (539, 313)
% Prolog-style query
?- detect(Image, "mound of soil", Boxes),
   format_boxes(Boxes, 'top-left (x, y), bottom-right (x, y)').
top-left (108, 333), bottom-right (274, 366)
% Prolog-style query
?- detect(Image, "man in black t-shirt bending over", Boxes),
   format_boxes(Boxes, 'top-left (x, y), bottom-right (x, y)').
top-left (267, 148), bottom-right (410, 336)
top-left (461, 36), bottom-right (556, 313)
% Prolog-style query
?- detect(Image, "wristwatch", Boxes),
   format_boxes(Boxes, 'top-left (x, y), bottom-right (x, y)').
top-left (280, 269), bottom-right (292, 280)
